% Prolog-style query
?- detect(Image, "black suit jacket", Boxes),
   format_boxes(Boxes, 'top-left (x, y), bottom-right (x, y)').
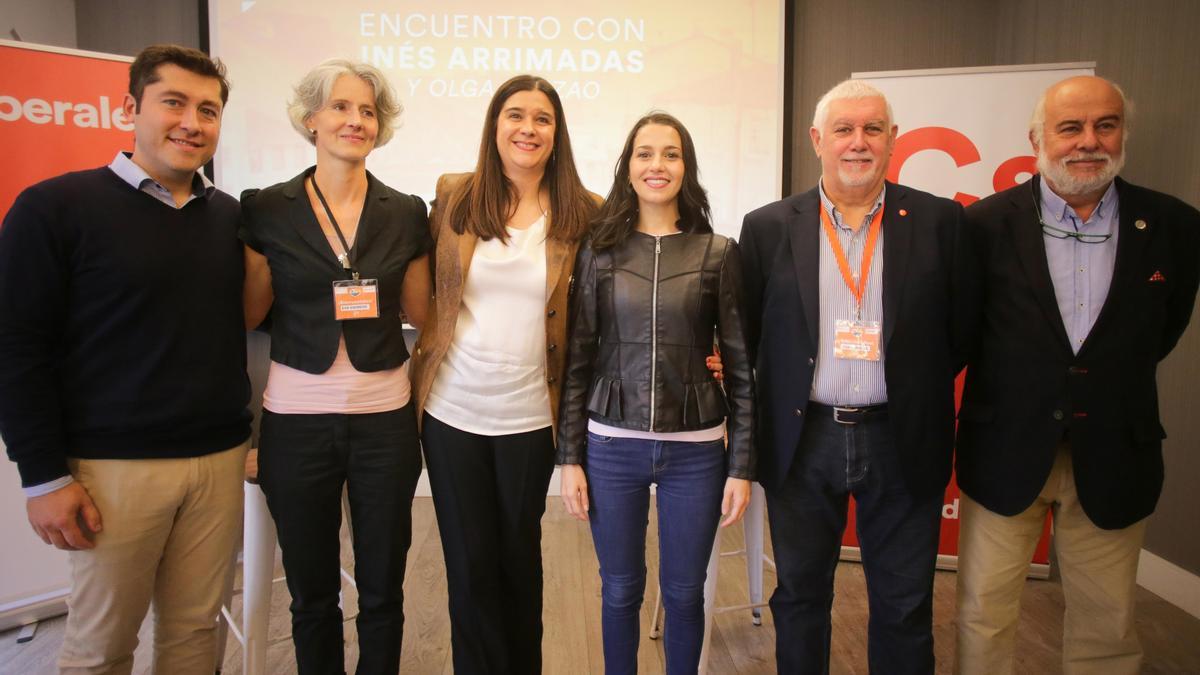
top-left (239, 168), bottom-right (432, 374)
top-left (740, 182), bottom-right (971, 496)
top-left (957, 176), bottom-right (1200, 530)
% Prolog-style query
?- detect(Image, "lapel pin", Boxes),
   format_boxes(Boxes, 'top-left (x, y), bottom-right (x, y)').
top-left (1135, 219), bottom-right (1147, 230)
top-left (899, 209), bottom-right (908, 217)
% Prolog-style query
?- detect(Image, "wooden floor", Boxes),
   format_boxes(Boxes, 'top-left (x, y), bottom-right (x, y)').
top-left (3, 496), bottom-right (1199, 674)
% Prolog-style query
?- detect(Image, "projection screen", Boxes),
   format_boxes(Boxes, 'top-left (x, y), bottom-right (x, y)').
top-left (208, 0), bottom-right (785, 237)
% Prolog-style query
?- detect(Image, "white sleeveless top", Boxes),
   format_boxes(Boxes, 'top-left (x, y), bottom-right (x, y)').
top-left (424, 215), bottom-right (552, 434)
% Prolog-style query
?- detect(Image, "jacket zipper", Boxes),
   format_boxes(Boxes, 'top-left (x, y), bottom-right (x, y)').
top-left (649, 235), bottom-right (661, 431)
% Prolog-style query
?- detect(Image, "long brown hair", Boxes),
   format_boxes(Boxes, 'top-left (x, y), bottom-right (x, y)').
top-left (449, 75), bottom-right (594, 242)
top-left (590, 112), bottom-right (712, 249)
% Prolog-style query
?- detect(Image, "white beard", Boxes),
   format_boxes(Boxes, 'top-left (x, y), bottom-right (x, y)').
top-left (836, 169), bottom-right (877, 188)
top-left (1036, 146), bottom-right (1125, 197)
top-left (836, 154), bottom-right (878, 188)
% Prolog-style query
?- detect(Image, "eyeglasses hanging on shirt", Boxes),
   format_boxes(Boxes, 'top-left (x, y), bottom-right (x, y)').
top-left (1032, 179), bottom-right (1113, 244)
top-left (310, 172), bottom-right (380, 321)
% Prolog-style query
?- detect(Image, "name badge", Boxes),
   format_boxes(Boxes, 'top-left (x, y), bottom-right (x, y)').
top-left (833, 319), bottom-right (881, 361)
top-left (332, 279), bottom-right (380, 320)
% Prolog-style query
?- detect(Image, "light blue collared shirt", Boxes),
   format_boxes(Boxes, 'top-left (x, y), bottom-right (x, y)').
top-left (810, 181), bottom-right (888, 406)
top-left (107, 151), bottom-right (215, 208)
top-left (23, 154), bottom-right (217, 499)
top-left (1040, 179), bottom-right (1120, 354)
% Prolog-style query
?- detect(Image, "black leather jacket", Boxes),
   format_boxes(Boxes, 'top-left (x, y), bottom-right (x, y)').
top-left (556, 230), bottom-right (755, 479)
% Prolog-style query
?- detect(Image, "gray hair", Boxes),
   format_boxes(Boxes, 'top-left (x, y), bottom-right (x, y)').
top-left (1029, 77), bottom-right (1132, 144)
top-left (288, 59), bottom-right (402, 147)
top-left (812, 79), bottom-right (894, 131)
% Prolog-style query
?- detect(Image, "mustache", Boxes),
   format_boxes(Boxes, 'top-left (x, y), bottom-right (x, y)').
top-left (1063, 152), bottom-right (1113, 164)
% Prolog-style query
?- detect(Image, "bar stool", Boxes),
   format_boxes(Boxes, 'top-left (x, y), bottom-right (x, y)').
top-left (215, 454), bottom-right (357, 675)
top-left (648, 482), bottom-right (773, 675)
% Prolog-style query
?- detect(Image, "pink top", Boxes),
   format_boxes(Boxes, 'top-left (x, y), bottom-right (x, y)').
top-left (263, 336), bottom-right (411, 414)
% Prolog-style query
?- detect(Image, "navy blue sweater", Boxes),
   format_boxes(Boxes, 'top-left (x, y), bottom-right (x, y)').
top-left (0, 167), bottom-right (251, 487)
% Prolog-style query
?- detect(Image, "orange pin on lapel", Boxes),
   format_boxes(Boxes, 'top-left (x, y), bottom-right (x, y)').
top-left (899, 209), bottom-right (908, 217)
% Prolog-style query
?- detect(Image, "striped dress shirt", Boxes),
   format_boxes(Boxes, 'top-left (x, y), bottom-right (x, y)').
top-left (810, 181), bottom-right (888, 406)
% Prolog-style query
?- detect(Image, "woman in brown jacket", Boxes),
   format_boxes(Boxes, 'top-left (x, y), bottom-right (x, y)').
top-left (408, 74), bottom-right (597, 674)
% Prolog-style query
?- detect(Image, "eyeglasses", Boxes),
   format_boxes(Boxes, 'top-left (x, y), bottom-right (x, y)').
top-left (1040, 221), bottom-right (1112, 243)
top-left (1031, 180), bottom-right (1113, 244)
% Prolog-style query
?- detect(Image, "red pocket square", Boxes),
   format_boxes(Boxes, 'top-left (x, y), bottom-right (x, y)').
top-left (1149, 271), bottom-right (1166, 282)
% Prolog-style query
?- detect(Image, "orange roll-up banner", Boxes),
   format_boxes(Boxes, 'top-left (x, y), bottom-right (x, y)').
top-left (0, 41), bottom-right (133, 217)
top-left (0, 39), bottom-right (133, 630)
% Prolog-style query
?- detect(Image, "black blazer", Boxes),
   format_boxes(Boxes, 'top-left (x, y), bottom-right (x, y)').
top-left (740, 182), bottom-right (971, 496)
top-left (957, 176), bottom-right (1200, 530)
top-left (239, 169), bottom-right (432, 374)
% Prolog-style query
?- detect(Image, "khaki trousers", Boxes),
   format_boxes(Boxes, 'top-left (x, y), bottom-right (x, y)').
top-left (955, 445), bottom-right (1145, 675)
top-left (58, 442), bottom-right (248, 675)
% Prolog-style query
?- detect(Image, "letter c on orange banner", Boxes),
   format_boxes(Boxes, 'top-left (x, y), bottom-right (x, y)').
top-left (888, 126), bottom-right (981, 206)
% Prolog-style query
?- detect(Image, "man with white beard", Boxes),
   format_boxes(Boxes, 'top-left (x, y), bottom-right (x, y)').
top-left (954, 75), bottom-right (1200, 675)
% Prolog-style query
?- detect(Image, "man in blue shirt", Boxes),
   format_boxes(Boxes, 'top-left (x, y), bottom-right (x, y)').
top-left (741, 80), bottom-right (971, 675)
top-left (955, 75), bottom-right (1200, 675)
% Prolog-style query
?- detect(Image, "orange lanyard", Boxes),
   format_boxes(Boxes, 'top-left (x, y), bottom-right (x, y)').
top-left (820, 204), bottom-right (883, 314)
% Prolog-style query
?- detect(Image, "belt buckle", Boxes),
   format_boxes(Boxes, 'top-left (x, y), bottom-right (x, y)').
top-left (832, 406), bottom-right (860, 425)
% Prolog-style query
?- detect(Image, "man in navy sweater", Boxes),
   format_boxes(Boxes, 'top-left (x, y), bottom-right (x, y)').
top-left (0, 45), bottom-right (250, 673)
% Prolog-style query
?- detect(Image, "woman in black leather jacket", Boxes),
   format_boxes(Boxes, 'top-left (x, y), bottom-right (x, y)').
top-left (557, 112), bottom-right (755, 674)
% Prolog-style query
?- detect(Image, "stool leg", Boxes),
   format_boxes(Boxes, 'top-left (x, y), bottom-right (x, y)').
top-left (649, 584), bottom-right (665, 639)
top-left (744, 483), bottom-right (765, 625)
top-left (243, 482), bottom-right (277, 675)
top-left (698, 533), bottom-right (721, 675)
top-left (213, 542), bottom-right (239, 672)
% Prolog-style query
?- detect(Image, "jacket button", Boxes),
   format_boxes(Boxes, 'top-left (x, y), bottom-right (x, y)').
top-left (794, 408), bottom-right (804, 417)
top-left (1053, 410), bottom-right (1064, 421)
top-left (547, 376), bottom-right (557, 384)
top-left (547, 309), bottom-right (557, 318)
top-left (808, 357), bottom-right (815, 366)
top-left (547, 344), bottom-right (557, 352)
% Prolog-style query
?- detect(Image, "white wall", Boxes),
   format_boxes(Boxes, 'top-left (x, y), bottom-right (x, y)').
top-left (0, 440), bottom-right (71, 629)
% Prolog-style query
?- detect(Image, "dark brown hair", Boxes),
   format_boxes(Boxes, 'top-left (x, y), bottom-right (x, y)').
top-left (590, 111), bottom-right (712, 249)
top-left (129, 44), bottom-right (230, 111)
top-left (449, 75), bottom-right (594, 242)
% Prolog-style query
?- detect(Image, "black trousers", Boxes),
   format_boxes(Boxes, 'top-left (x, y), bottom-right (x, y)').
top-left (421, 413), bottom-right (556, 675)
top-left (258, 404), bottom-right (422, 675)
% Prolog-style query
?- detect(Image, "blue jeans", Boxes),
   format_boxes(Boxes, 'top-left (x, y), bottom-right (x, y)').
top-left (585, 432), bottom-right (727, 675)
top-left (766, 410), bottom-right (943, 675)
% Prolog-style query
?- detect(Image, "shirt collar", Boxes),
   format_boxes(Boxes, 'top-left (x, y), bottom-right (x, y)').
top-left (818, 180), bottom-right (886, 232)
top-left (108, 151), bottom-right (215, 201)
top-left (1041, 177), bottom-right (1119, 226)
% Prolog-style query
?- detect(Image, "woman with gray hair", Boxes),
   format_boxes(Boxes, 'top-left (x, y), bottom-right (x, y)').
top-left (240, 59), bottom-right (432, 674)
